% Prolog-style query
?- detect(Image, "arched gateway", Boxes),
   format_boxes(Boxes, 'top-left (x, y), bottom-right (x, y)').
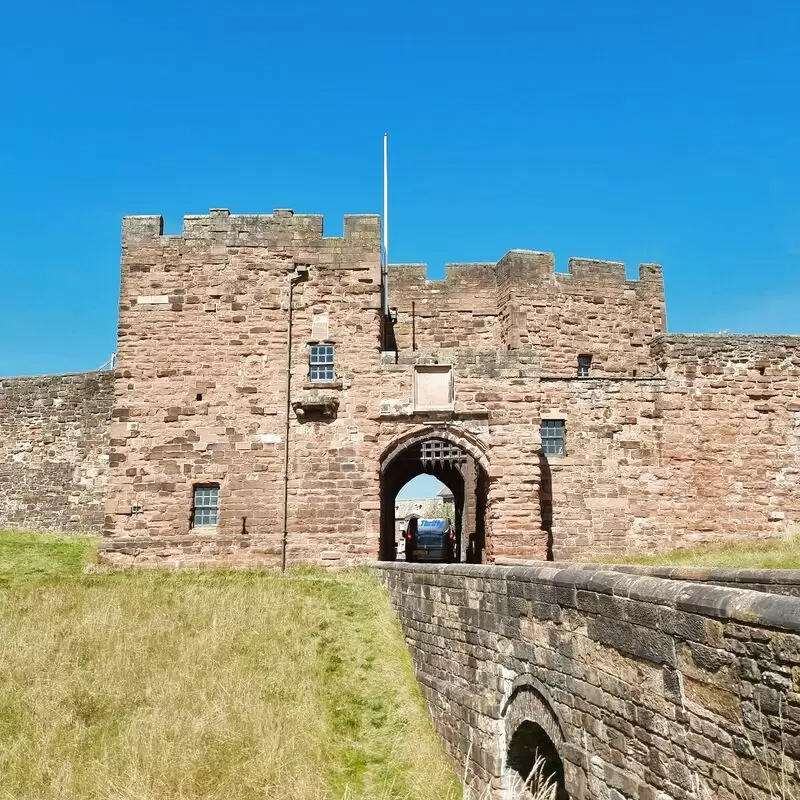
top-left (379, 427), bottom-right (490, 563)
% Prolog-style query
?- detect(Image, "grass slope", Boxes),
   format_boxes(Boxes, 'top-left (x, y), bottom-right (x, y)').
top-left (0, 530), bottom-right (97, 586)
top-left (0, 532), bottom-right (459, 800)
top-left (601, 533), bottom-right (800, 569)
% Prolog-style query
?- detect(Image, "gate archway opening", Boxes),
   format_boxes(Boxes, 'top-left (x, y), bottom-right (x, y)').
top-left (380, 435), bottom-right (489, 563)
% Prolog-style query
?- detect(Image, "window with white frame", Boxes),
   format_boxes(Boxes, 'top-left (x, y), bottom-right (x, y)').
top-left (540, 419), bottom-right (566, 456)
top-left (577, 354), bottom-right (592, 378)
top-left (309, 344), bottom-right (335, 382)
top-left (192, 484), bottom-right (219, 527)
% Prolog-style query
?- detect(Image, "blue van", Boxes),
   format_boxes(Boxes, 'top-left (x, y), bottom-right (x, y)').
top-left (405, 518), bottom-right (454, 563)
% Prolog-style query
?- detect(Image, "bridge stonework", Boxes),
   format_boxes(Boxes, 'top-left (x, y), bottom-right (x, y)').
top-left (377, 562), bottom-right (800, 800)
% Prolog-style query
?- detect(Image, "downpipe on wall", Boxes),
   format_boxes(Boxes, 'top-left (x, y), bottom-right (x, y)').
top-left (281, 264), bottom-right (309, 572)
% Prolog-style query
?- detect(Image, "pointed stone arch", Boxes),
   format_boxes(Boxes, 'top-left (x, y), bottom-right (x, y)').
top-left (379, 425), bottom-right (491, 564)
top-left (380, 424), bottom-right (491, 474)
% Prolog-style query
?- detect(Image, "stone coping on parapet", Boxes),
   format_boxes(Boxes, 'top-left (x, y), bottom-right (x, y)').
top-left (371, 561), bottom-right (800, 633)
top-left (537, 375), bottom-right (665, 382)
top-left (0, 369), bottom-right (114, 382)
top-left (495, 557), bottom-right (800, 594)
top-left (653, 333), bottom-right (800, 350)
top-left (658, 333), bottom-right (800, 342)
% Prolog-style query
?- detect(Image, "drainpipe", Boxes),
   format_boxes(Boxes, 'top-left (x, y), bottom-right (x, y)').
top-left (281, 265), bottom-right (309, 572)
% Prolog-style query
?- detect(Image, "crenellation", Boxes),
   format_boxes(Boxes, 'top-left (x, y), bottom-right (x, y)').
top-left (123, 210), bottom-right (381, 252)
top-left (343, 214), bottom-right (381, 242)
top-left (496, 249), bottom-right (556, 283)
top-left (122, 215), bottom-right (164, 243)
top-left (638, 262), bottom-right (663, 282)
top-left (390, 252), bottom-right (662, 295)
top-left (566, 256), bottom-right (627, 282)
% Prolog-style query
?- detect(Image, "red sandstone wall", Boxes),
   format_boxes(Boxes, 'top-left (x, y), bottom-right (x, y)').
top-left (387, 263), bottom-right (501, 350)
top-left (102, 208), bottom-right (800, 568)
top-left (652, 335), bottom-right (800, 545)
top-left (103, 210), bottom-right (386, 566)
top-left (0, 372), bottom-right (113, 532)
top-left (538, 376), bottom-right (669, 558)
top-left (388, 250), bottom-right (665, 376)
top-left (378, 350), bottom-right (547, 561)
top-left (496, 251), bottom-right (665, 375)
top-left (541, 336), bottom-right (800, 559)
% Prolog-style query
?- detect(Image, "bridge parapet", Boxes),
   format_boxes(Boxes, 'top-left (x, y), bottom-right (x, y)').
top-left (495, 557), bottom-right (800, 597)
top-left (375, 562), bottom-right (800, 800)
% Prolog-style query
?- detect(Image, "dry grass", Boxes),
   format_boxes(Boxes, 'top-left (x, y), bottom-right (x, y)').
top-left (0, 532), bottom-right (459, 800)
top-left (599, 532), bottom-right (800, 570)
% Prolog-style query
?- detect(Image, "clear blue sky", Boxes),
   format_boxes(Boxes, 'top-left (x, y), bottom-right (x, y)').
top-left (397, 475), bottom-right (448, 501)
top-left (2, 1), bottom-right (799, 377)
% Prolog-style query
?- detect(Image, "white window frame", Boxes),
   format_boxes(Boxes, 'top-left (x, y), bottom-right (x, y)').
top-left (309, 343), bottom-right (335, 382)
top-left (192, 484), bottom-right (220, 528)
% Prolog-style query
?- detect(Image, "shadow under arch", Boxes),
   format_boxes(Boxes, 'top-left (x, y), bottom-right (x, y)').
top-left (502, 679), bottom-right (569, 799)
top-left (379, 426), bottom-right (491, 564)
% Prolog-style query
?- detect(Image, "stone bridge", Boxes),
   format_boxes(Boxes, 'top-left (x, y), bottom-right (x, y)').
top-left (376, 562), bottom-right (800, 800)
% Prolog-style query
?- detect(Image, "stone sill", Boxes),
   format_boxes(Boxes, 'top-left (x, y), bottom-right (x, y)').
top-left (377, 408), bottom-right (490, 422)
top-left (543, 456), bottom-right (586, 467)
top-left (539, 375), bottom-right (666, 382)
top-left (301, 380), bottom-right (343, 390)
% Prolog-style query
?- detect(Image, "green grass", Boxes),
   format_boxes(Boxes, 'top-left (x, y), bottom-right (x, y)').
top-left (596, 533), bottom-right (800, 569)
top-left (0, 531), bottom-right (460, 800)
top-left (0, 530), bottom-right (97, 587)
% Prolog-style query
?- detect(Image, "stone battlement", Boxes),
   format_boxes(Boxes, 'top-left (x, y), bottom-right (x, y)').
top-left (122, 208), bottom-right (381, 249)
top-left (389, 250), bottom-right (663, 295)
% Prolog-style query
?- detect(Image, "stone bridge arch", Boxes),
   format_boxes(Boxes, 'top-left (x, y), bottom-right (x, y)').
top-left (501, 677), bottom-right (569, 799)
top-left (379, 425), bottom-right (491, 563)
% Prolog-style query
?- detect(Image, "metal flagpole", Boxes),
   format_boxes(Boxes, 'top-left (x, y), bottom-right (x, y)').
top-left (382, 132), bottom-right (389, 317)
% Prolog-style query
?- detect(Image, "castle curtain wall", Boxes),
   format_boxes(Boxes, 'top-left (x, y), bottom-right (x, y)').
top-left (0, 372), bottom-right (113, 533)
top-left (94, 208), bottom-right (800, 566)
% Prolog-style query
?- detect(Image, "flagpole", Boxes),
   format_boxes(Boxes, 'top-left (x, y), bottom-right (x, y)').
top-left (382, 132), bottom-right (389, 316)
